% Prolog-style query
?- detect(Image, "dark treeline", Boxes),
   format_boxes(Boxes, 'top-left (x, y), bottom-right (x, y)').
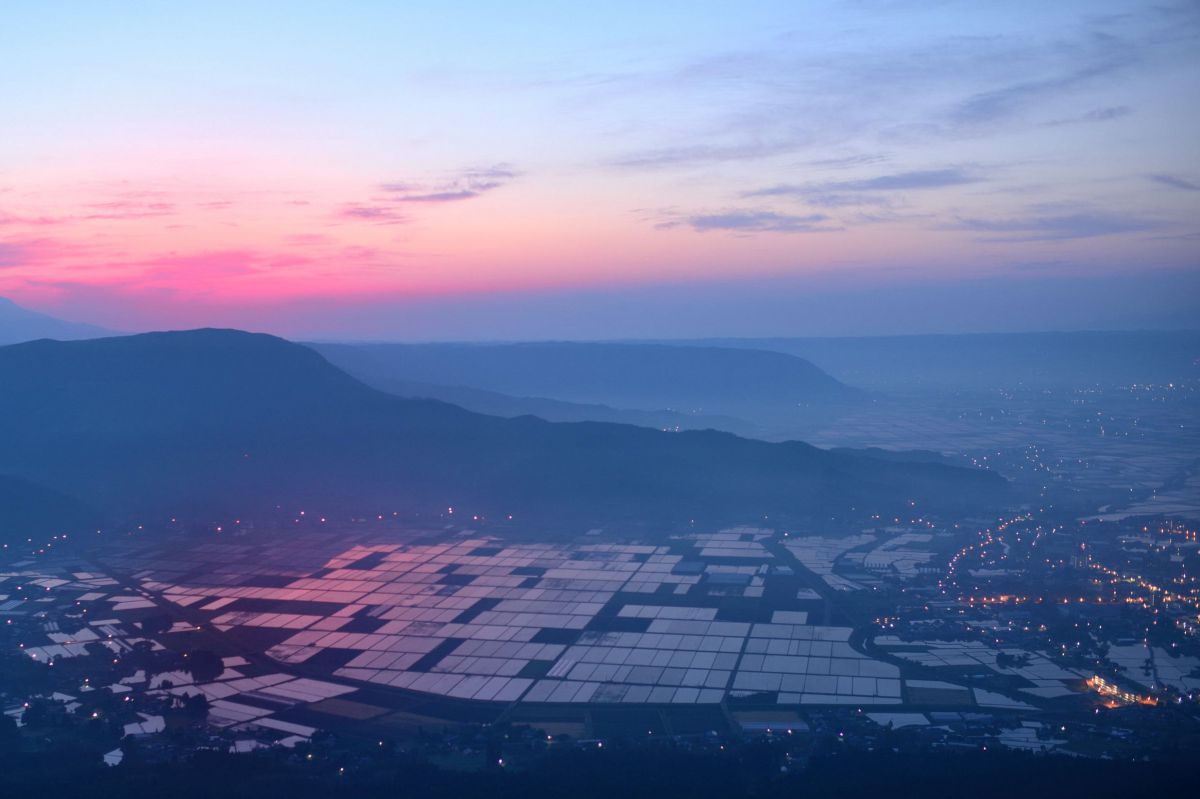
top-left (0, 745), bottom-right (1190, 799)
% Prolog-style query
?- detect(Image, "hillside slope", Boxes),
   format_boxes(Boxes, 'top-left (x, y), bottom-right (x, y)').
top-left (0, 330), bottom-right (1009, 530)
top-left (312, 341), bottom-right (860, 424)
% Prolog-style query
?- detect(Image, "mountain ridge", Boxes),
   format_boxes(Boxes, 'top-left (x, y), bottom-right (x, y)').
top-left (0, 296), bottom-right (116, 345)
top-left (0, 329), bottom-right (1009, 534)
top-left (311, 340), bottom-right (862, 436)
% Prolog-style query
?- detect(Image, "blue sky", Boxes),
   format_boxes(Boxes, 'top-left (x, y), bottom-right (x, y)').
top-left (0, 1), bottom-right (1197, 337)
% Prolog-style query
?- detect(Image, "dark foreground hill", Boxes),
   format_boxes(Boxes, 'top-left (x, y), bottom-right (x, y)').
top-left (0, 330), bottom-right (1008, 532)
top-left (0, 744), bottom-right (1192, 799)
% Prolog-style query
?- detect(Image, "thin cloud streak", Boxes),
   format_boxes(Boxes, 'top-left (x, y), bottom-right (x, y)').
top-left (948, 211), bottom-right (1160, 241)
top-left (744, 168), bottom-right (983, 202)
top-left (1149, 174), bottom-right (1200, 191)
top-left (658, 210), bottom-right (835, 234)
top-left (378, 164), bottom-right (520, 204)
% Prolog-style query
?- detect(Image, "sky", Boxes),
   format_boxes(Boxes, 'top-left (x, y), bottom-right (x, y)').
top-left (1, 0), bottom-right (1198, 339)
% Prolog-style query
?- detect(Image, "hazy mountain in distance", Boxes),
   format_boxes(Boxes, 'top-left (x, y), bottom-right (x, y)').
top-left (359, 376), bottom-right (759, 436)
top-left (0, 330), bottom-right (1007, 533)
top-left (692, 331), bottom-right (1200, 391)
top-left (829, 447), bottom-right (961, 467)
top-left (313, 342), bottom-right (763, 436)
top-left (0, 296), bottom-right (115, 345)
top-left (311, 341), bottom-right (862, 435)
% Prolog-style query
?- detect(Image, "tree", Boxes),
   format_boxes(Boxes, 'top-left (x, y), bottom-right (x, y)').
top-left (21, 698), bottom-right (56, 729)
top-left (0, 714), bottom-right (20, 754)
top-left (140, 613), bottom-right (172, 636)
top-left (181, 692), bottom-right (209, 720)
top-left (183, 650), bottom-right (223, 683)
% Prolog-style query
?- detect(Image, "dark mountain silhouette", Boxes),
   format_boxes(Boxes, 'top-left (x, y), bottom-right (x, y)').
top-left (0, 330), bottom-right (1008, 532)
top-left (311, 341), bottom-right (861, 428)
top-left (0, 296), bottom-right (115, 345)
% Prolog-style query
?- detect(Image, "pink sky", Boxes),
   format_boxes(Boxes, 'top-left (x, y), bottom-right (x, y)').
top-left (1, 2), bottom-right (1197, 337)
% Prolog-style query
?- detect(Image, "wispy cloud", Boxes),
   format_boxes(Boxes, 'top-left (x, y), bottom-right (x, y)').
top-left (336, 204), bottom-right (408, 225)
top-left (658, 209), bottom-right (835, 234)
top-left (0, 236), bottom-right (104, 272)
top-left (379, 164), bottom-right (519, 203)
top-left (609, 140), bottom-right (801, 170)
top-left (0, 211), bottom-right (64, 227)
top-left (390, 189), bottom-right (480, 203)
top-left (81, 200), bottom-right (176, 220)
top-left (947, 58), bottom-right (1133, 128)
top-left (804, 153), bottom-right (891, 170)
top-left (831, 168), bottom-right (983, 191)
top-left (0, 242), bottom-right (29, 268)
top-left (601, 5), bottom-right (1194, 170)
top-left (1149, 174), bottom-right (1200, 191)
top-left (339, 164), bottom-right (518, 222)
top-left (782, 192), bottom-right (894, 209)
top-left (831, 168), bottom-right (981, 194)
top-left (742, 167), bottom-right (982, 208)
top-left (948, 209), bottom-right (1159, 241)
top-left (1044, 105), bottom-right (1132, 126)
